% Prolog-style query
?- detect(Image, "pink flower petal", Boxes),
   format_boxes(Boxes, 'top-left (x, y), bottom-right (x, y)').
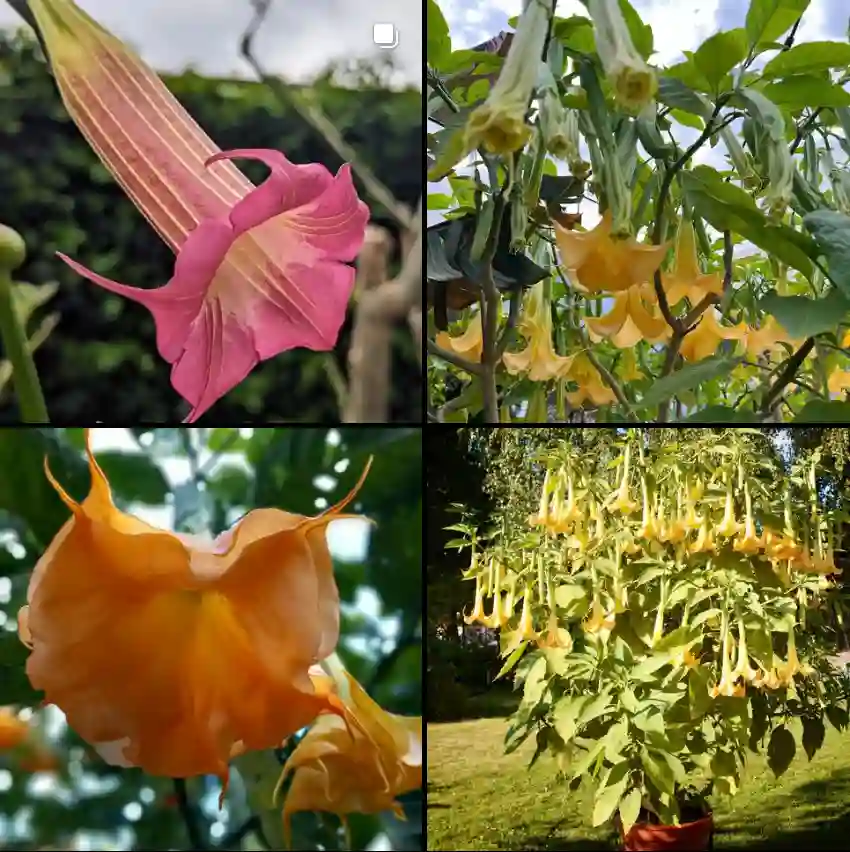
top-left (58, 148), bottom-right (369, 419)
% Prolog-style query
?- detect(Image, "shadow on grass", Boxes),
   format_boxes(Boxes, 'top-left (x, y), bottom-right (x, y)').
top-left (714, 766), bottom-right (850, 850)
top-left (498, 836), bottom-right (614, 851)
top-left (454, 688), bottom-right (520, 722)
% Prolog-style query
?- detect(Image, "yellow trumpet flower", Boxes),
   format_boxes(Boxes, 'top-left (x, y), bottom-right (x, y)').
top-left (774, 626), bottom-right (813, 684)
top-left (528, 468), bottom-right (553, 527)
top-left (733, 483), bottom-right (764, 553)
top-left (680, 309), bottom-right (747, 362)
top-left (564, 352), bottom-right (618, 408)
top-left (554, 212), bottom-right (669, 294)
top-left (637, 477), bottom-right (658, 539)
top-left (583, 597), bottom-right (616, 635)
top-left (435, 311), bottom-right (484, 365)
top-left (550, 474), bottom-right (584, 532)
top-left (585, 285), bottom-right (671, 347)
top-left (483, 561), bottom-right (509, 629)
top-left (606, 444), bottom-right (639, 514)
top-left (463, 575), bottom-right (487, 625)
top-left (715, 484), bottom-right (740, 538)
top-left (618, 348), bottom-right (644, 382)
top-left (689, 517), bottom-right (716, 554)
top-left (731, 616), bottom-right (759, 684)
top-left (503, 281), bottom-right (576, 380)
top-left (743, 316), bottom-right (801, 359)
top-left (827, 368), bottom-right (850, 397)
top-left (503, 585), bottom-right (539, 654)
top-left (710, 612), bottom-right (745, 698)
top-left (661, 219), bottom-right (724, 307)
top-left (537, 611), bottom-right (573, 650)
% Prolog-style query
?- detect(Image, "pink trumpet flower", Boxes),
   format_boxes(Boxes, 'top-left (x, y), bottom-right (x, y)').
top-left (29, 0), bottom-right (370, 421)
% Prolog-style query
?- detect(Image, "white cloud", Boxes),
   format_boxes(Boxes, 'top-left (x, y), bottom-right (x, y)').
top-left (0, 0), bottom-right (420, 87)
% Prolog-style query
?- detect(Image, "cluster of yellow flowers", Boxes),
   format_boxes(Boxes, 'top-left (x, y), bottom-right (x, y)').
top-left (463, 442), bottom-right (840, 701)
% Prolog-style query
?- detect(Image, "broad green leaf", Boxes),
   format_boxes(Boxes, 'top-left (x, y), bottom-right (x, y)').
top-left (692, 29), bottom-right (748, 91)
top-left (639, 357), bottom-right (742, 409)
top-left (826, 705), bottom-right (849, 731)
top-left (427, 111), bottom-right (473, 181)
top-left (568, 741), bottom-right (606, 780)
top-left (803, 209), bottom-right (850, 296)
top-left (745, 0), bottom-right (810, 47)
top-left (801, 716), bottom-right (826, 760)
top-left (592, 774), bottom-right (629, 827)
top-left (630, 654), bottom-right (673, 681)
top-left (554, 694), bottom-right (588, 742)
top-left (759, 290), bottom-right (850, 337)
top-left (793, 401), bottom-right (850, 422)
top-left (664, 59), bottom-right (712, 94)
top-left (633, 708), bottom-right (666, 734)
top-left (762, 41), bottom-right (850, 78)
top-left (761, 76), bottom-right (850, 110)
top-left (427, 193), bottom-right (454, 210)
top-left (670, 108), bottom-right (705, 130)
top-left (688, 666), bottom-right (713, 719)
top-left (426, 0), bottom-right (451, 67)
top-left (656, 77), bottom-right (712, 118)
top-left (734, 88), bottom-right (786, 144)
top-left (555, 583), bottom-right (591, 619)
top-left (683, 166), bottom-right (816, 276)
top-left (619, 788), bottom-right (643, 835)
top-left (495, 642), bottom-right (527, 680)
top-left (767, 724), bottom-right (796, 776)
top-left (640, 746), bottom-right (676, 795)
top-left (578, 689), bottom-right (613, 727)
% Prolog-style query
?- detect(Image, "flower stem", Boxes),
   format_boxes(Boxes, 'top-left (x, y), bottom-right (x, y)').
top-left (0, 226), bottom-right (49, 422)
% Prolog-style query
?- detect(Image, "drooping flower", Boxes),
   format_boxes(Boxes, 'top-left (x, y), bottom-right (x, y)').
top-left (679, 310), bottom-right (747, 362)
top-left (564, 352), bottom-right (618, 408)
top-left (529, 468), bottom-right (554, 527)
top-left (743, 317), bottom-right (801, 359)
top-left (464, 0), bottom-right (555, 153)
top-left (463, 574), bottom-right (487, 625)
top-left (586, 0), bottom-right (658, 112)
top-left (731, 616), bottom-right (759, 684)
top-left (710, 612), bottom-right (745, 699)
top-left (29, 0), bottom-right (369, 422)
top-left (637, 477), bottom-right (658, 540)
top-left (661, 219), bottom-right (724, 307)
top-left (503, 282), bottom-right (575, 380)
top-left (554, 212), bottom-right (669, 293)
top-left (16, 429), bottom-right (369, 789)
top-left (606, 443), bottom-right (639, 515)
top-left (279, 669), bottom-right (421, 845)
top-left (435, 311), bottom-right (485, 365)
top-left (733, 483), bottom-right (765, 554)
top-left (503, 584), bottom-right (539, 654)
top-left (537, 610), bottom-right (573, 650)
top-left (715, 482), bottom-right (740, 538)
top-left (585, 285), bottom-right (670, 348)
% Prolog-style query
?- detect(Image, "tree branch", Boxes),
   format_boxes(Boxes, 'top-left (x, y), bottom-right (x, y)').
top-left (239, 0), bottom-right (413, 230)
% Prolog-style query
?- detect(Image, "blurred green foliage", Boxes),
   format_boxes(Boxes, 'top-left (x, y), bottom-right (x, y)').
top-left (0, 426), bottom-right (422, 850)
top-left (0, 29), bottom-right (422, 422)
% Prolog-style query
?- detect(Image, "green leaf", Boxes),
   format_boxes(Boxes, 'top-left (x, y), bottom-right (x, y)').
top-left (683, 166), bottom-right (816, 276)
top-left (762, 41), bottom-right (850, 78)
top-left (826, 704), bottom-right (849, 731)
top-left (427, 112), bottom-right (473, 181)
top-left (656, 77), bottom-right (712, 119)
top-left (734, 88), bottom-right (786, 144)
top-left (759, 290), bottom-right (850, 338)
top-left (592, 774), bottom-right (629, 827)
top-left (495, 642), bottom-right (528, 680)
top-left (94, 450), bottom-right (170, 505)
top-left (692, 29), bottom-right (748, 91)
top-left (683, 405), bottom-right (757, 422)
top-left (803, 209), bottom-right (850, 296)
top-left (761, 76), bottom-right (850, 110)
top-left (578, 689), bottom-right (613, 727)
top-left (639, 357), bottom-right (741, 409)
top-left (426, 0), bottom-right (451, 67)
top-left (619, 787), bottom-right (643, 835)
top-left (640, 746), bottom-right (676, 795)
top-left (793, 401), bottom-right (850, 422)
top-left (767, 724), bottom-right (796, 776)
top-left (554, 694), bottom-right (588, 742)
top-left (745, 0), bottom-right (811, 47)
top-left (801, 716), bottom-right (826, 760)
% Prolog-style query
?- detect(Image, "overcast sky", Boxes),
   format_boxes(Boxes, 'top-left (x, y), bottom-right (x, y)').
top-left (0, 0), bottom-right (421, 86)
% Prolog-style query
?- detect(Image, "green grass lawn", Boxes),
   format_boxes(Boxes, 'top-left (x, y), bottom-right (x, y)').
top-left (428, 698), bottom-right (850, 850)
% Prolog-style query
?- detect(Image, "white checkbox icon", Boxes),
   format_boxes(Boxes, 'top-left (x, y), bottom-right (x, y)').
top-left (373, 23), bottom-right (398, 49)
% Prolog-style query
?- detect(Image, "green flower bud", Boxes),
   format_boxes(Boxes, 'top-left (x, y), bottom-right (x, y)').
top-left (0, 225), bottom-right (26, 273)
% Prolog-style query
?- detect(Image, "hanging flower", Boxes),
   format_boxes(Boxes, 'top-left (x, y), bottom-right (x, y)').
top-left (731, 616), bottom-right (759, 684)
top-left (463, 575), bottom-right (487, 625)
top-left (435, 311), bottom-right (485, 365)
top-left (279, 670), bottom-right (421, 845)
top-left (537, 610), bottom-right (573, 650)
top-left (554, 212), bottom-right (669, 293)
top-left (29, 0), bottom-right (368, 422)
top-left (733, 483), bottom-right (765, 554)
top-left (743, 317), bottom-right (801, 359)
top-left (688, 516), bottom-right (716, 554)
top-left (661, 220), bottom-right (724, 307)
top-left (564, 352), bottom-right (618, 408)
top-left (503, 282), bottom-right (575, 380)
top-left (606, 444), bottom-right (639, 514)
top-left (503, 584), bottom-right (539, 653)
top-left (680, 310), bottom-right (747, 362)
top-left (585, 285), bottom-right (671, 348)
top-left (16, 429), bottom-right (369, 789)
top-left (715, 482), bottom-right (740, 538)
top-left (529, 468), bottom-right (553, 527)
top-left (637, 477), bottom-right (658, 540)
top-left (710, 612), bottom-right (745, 698)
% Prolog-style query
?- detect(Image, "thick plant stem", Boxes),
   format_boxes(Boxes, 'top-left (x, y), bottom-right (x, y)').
top-left (0, 272), bottom-right (49, 421)
top-left (0, 224), bottom-right (49, 422)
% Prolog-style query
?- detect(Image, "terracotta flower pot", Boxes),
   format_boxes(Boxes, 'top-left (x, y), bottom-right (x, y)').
top-left (620, 812), bottom-right (713, 851)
